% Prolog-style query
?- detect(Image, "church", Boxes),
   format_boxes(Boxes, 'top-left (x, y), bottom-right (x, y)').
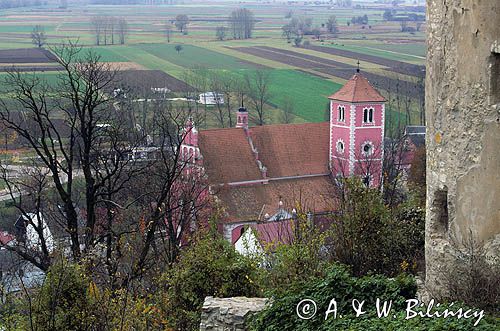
top-left (180, 72), bottom-right (386, 242)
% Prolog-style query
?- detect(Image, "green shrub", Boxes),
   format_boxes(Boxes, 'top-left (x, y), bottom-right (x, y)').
top-left (31, 259), bottom-right (94, 331)
top-left (158, 230), bottom-right (263, 330)
top-left (249, 264), bottom-right (499, 331)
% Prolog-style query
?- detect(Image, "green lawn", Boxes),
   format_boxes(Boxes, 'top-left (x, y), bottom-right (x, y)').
top-left (266, 69), bottom-right (341, 123)
top-left (136, 43), bottom-right (257, 70)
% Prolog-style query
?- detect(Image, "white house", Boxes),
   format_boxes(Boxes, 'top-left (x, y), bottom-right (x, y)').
top-left (198, 92), bottom-right (224, 105)
top-left (15, 213), bottom-right (55, 253)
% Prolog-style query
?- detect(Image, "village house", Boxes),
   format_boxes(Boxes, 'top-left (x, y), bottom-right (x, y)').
top-left (180, 71), bottom-right (387, 243)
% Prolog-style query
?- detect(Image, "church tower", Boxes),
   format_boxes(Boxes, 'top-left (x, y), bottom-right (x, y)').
top-left (180, 118), bottom-right (200, 165)
top-left (328, 72), bottom-right (386, 187)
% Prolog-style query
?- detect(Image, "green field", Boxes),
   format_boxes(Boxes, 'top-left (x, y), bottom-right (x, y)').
top-left (0, 1), bottom-right (426, 127)
top-left (137, 43), bottom-right (257, 70)
top-left (266, 69), bottom-right (341, 122)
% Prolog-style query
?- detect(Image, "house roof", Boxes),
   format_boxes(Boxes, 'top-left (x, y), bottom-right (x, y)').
top-left (198, 128), bottom-right (262, 184)
top-left (328, 73), bottom-right (386, 103)
top-left (251, 220), bottom-right (294, 247)
top-left (250, 122), bottom-right (330, 178)
top-left (215, 175), bottom-right (336, 222)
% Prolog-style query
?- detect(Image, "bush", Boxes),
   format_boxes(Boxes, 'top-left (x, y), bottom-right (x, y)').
top-left (158, 229), bottom-right (262, 330)
top-left (31, 259), bottom-right (94, 331)
top-left (249, 264), bottom-right (500, 331)
top-left (261, 214), bottom-right (328, 296)
top-left (328, 178), bottom-right (425, 277)
top-left (442, 235), bottom-right (500, 313)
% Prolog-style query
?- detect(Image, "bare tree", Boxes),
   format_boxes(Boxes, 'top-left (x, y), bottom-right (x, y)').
top-left (400, 20), bottom-right (408, 32)
top-left (109, 16), bottom-right (116, 45)
top-left (326, 15), bottom-right (338, 35)
top-left (31, 25), bottom-right (46, 48)
top-left (245, 69), bottom-right (272, 126)
top-left (117, 17), bottom-right (128, 45)
top-left (229, 8), bottom-right (255, 39)
top-left (281, 98), bottom-right (295, 124)
top-left (91, 16), bottom-right (104, 46)
top-left (215, 26), bottom-right (227, 41)
top-left (175, 14), bottom-right (189, 34)
top-left (164, 22), bottom-right (173, 43)
top-left (281, 24), bottom-right (293, 42)
top-left (0, 43), bottom-right (210, 290)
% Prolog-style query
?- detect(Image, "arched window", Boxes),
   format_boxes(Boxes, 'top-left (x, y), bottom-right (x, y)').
top-left (363, 107), bottom-right (374, 123)
top-left (337, 105), bottom-right (345, 122)
top-left (336, 140), bottom-right (345, 154)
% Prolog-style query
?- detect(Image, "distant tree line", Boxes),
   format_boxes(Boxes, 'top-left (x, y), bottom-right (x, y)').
top-left (383, 10), bottom-right (425, 32)
top-left (91, 16), bottom-right (128, 46)
top-left (351, 14), bottom-right (368, 25)
top-left (0, 0), bottom-right (46, 8)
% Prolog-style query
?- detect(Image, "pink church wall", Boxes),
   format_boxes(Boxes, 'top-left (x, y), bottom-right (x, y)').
top-left (329, 101), bottom-right (384, 186)
top-left (354, 104), bottom-right (383, 127)
top-left (330, 101), bottom-right (351, 176)
top-left (330, 101), bottom-right (351, 126)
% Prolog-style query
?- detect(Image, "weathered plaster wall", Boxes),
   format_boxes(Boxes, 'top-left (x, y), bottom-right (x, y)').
top-left (425, 0), bottom-right (500, 296)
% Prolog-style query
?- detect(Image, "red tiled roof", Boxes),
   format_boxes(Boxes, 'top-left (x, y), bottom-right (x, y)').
top-left (250, 122), bottom-right (330, 178)
top-left (215, 175), bottom-right (336, 222)
top-left (198, 128), bottom-right (262, 184)
top-left (328, 73), bottom-right (386, 103)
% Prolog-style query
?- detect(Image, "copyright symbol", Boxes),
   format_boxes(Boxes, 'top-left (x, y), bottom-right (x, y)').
top-left (296, 299), bottom-right (317, 320)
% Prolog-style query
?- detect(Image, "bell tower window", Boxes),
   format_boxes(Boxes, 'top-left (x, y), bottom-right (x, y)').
top-left (363, 107), bottom-right (374, 123)
top-left (338, 105), bottom-right (345, 122)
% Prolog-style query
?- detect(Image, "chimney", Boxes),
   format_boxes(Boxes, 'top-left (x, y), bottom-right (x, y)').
top-left (235, 106), bottom-right (248, 129)
top-left (183, 117), bottom-right (198, 147)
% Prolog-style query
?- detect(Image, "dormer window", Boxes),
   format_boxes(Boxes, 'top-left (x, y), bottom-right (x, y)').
top-left (337, 105), bottom-right (345, 122)
top-left (363, 107), bottom-right (374, 123)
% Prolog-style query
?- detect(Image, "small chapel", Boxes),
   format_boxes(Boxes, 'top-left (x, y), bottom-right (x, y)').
top-left (180, 71), bottom-right (386, 242)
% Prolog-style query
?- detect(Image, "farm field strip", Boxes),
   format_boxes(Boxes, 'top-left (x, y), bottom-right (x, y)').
top-left (251, 69), bottom-right (342, 123)
top-left (231, 46), bottom-right (424, 100)
top-left (304, 45), bottom-right (425, 77)
top-left (135, 44), bottom-right (260, 70)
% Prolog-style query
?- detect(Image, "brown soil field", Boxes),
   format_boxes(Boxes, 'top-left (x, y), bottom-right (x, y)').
top-left (232, 46), bottom-right (424, 99)
top-left (112, 70), bottom-right (195, 94)
top-left (0, 48), bottom-right (57, 63)
top-left (305, 45), bottom-right (425, 77)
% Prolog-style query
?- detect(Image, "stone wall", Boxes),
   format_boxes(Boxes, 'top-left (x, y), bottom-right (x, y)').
top-left (425, 0), bottom-right (500, 296)
top-left (199, 296), bottom-right (268, 331)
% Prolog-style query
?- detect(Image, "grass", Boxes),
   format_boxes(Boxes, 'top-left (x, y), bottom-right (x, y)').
top-left (322, 42), bottom-right (425, 64)
top-left (265, 69), bottom-right (342, 123)
top-left (136, 43), bottom-right (257, 70)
